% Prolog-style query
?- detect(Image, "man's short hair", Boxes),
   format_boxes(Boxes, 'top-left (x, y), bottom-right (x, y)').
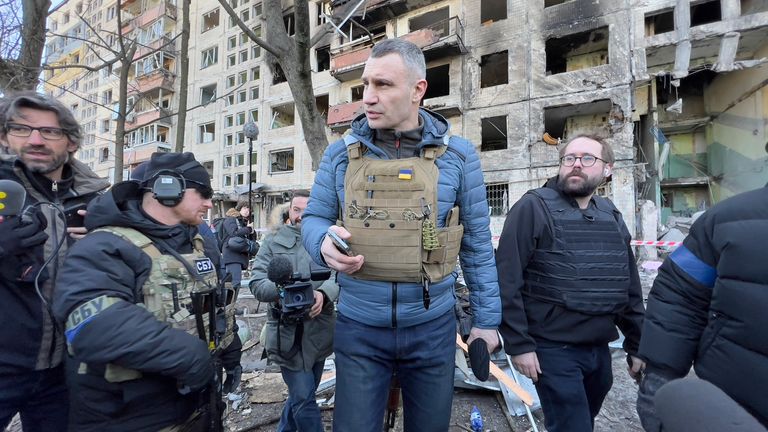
top-left (290, 189), bottom-right (310, 205)
top-left (559, 134), bottom-right (616, 165)
top-left (0, 91), bottom-right (83, 150)
top-left (370, 38), bottom-right (426, 82)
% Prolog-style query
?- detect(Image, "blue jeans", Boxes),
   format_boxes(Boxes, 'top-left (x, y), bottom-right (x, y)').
top-left (534, 343), bottom-right (613, 432)
top-left (332, 310), bottom-right (456, 432)
top-left (0, 365), bottom-right (68, 432)
top-left (278, 361), bottom-right (325, 432)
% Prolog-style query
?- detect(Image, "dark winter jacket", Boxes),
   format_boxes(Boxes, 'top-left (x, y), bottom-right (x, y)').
top-left (0, 155), bottom-right (108, 374)
top-left (52, 181), bottom-right (214, 432)
top-left (221, 216), bottom-right (254, 267)
top-left (639, 186), bottom-right (768, 426)
top-left (251, 224), bottom-right (338, 371)
top-left (497, 177), bottom-right (644, 356)
top-left (302, 108), bottom-right (501, 329)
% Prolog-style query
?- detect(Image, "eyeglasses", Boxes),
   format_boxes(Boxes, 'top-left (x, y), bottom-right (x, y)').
top-left (5, 123), bottom-right (67, 140)
top-left (560, 154), bottom-right (606, 167)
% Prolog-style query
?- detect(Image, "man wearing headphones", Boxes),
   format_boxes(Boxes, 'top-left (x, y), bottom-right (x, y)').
top-left (53, 152), bottom-right (235, 431)
top-left (496, 135), bottom-right (645, 432)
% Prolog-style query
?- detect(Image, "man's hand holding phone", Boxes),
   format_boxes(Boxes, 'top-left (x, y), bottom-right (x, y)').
top-left (64, 204), bottom-right (88, 239)
top-left (321, 226), bottom-right (363, 275)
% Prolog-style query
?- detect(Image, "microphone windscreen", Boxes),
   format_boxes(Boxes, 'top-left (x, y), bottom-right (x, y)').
top-left (655, 377), bottom-right (766, 432)
top-left (468, 338), bottom-right (490, 382)
top-left (243, 122), bottom-right (259, 140)
top-left (0, 180), bottom-right (27, 216)
top-left (267, 256), bottom-right (293, 285)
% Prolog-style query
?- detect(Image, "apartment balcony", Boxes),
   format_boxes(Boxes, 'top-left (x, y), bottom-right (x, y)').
top-left (423, 93), bottom-right (462, 118)
top-left (121, 0), bottom-right (176, 33)
top-left (124, 140), bottom-right (172, 165)
top-left (134, 36), bottom-right (176, 60)
top-left (329, 35), bottom-right (385, 82)
top-left (126, 108), bottom-right (172, 128)
top-left (331, 0), bottom-right (429, 25)
top-left (128, 69), bottom-right (175, 96)
top-left (327, 100), bottom-right (365, 131)
top-left (399, 16), bottom-right (467, 61)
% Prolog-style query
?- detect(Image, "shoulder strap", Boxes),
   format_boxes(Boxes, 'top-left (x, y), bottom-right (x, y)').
top-left (93, 226), bottom-right (163, 259)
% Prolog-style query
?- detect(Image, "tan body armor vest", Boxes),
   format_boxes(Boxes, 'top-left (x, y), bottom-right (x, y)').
top-left (342, 140), bottom-right (464, 283)
top-left (67, 226), bottom-right (237, 382)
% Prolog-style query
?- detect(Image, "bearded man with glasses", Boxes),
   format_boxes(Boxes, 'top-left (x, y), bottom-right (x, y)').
top-left (0, 92), bottom-right (110, 432)
top-left (496, 134), bottom-right (645, 432)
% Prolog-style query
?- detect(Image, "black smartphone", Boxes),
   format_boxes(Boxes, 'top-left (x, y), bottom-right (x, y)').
top-left (64, 203), bottom-right (87, 227)
top-left (327, 229), bottom-right (353, 256)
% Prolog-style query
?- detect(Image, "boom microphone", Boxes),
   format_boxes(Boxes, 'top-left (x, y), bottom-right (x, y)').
top-left (655, 377), bottom-right (766, 432)
top-left (0, 179), bottom-right (27, 217)
top-left (266, 256), bottom-right (293, 286)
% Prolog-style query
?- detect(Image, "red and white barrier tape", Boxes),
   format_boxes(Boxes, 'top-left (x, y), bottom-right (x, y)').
top-left (630, 240), bottom-right (683, 247)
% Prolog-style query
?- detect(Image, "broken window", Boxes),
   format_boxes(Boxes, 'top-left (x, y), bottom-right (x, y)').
top-left (273, 64), bottom-right (287, 84)
top-left (741, 0), bottom-right (768, 15)
top-left (223, 155), bottom-right (232, 168)
top-left (316, 45), bottom-right (331, 72)
top-left (481, 116), bottom-right (507, 151)
top-left (645, 9), bottom-right (674, 36)
top-left (198, 122), bottom-right (216, 143)
top-left (99, 147), bottom-right (109, 163)
top-left (269, 149), bottom-right (294, 173)
top-left (546, 26), bottom-right (609, 75)
top-left (485, 183), bottom-right (509, 216)
top-left (201, 47), bottom-right (218, 69)
top-left (223, 175), bottom-right (232, 187)
top-left (283, 13), bottom-right (295, 36)
top-left (200, 84), bottom-right (216, 105)
top-left (271, 103), bottom-right (295, 129)
top-left (351, 85), bottom-right (364, 102)
top-left (424, 64), bottom-right (450, 99)
top-left (481, 0), bottom-right (507, 24)
top-left (543, 99), bottom-right (612, 140)
top-left (691, 0), bottom-right (721, 26)
top-left (544, 0), bottom-right (572, 6)
top-left (480, 51), bottom-right (508, 88)
top-left (315, 94), bottom-right (329, 121)
top-left (202, 8), bottom-right (220, 33)
top-left (409, 7), bottom-right (449, 36)
top-left (202, 161), bottom-right (214, 179)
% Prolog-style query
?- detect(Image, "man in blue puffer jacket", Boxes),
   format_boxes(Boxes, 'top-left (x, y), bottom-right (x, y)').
top-left (302, 38), bottom-right (501, 432)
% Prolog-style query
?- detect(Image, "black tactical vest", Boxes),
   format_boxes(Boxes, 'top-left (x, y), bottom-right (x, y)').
top-left (522, 187), bottom-right (630, 315)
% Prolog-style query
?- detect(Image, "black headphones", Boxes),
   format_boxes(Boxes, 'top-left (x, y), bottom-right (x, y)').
top-left (147, 161), bottom-right (201, 207)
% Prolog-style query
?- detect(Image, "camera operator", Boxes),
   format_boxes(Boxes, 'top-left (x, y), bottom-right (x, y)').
top-left (250, 190), bottom-right (338, 432)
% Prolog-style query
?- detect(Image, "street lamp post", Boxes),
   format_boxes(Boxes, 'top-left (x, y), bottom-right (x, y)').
top-left (243, 121), bottom-right (259, 224)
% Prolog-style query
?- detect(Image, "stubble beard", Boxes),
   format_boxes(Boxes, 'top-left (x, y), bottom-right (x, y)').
top-left (21, 148), bottom-right (70, 175)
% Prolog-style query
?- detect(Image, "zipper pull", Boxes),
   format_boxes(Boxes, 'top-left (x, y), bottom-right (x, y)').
top-left (52, 180), bottom-right (58, 193)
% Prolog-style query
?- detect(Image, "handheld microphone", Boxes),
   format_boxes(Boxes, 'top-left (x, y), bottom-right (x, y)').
top-left (266, 256), bottom-right (293, 286)
top-left (243, 122), bottom-right (259, 141)
top-left (0, 179), bottom-right (27, 217)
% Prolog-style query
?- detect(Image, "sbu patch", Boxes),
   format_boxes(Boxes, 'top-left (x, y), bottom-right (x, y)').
top-left (195, 257), bottom-right (215, 274)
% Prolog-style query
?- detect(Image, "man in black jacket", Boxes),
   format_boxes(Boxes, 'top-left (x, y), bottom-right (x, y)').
top-left (497, 135), bottom-right (645, 432)
top-left (637, 186), bottom-right (768, 430)
top-left (53, 152), bottom-right (235, 431)
top-left (0, 92), bottom-right (109, 431)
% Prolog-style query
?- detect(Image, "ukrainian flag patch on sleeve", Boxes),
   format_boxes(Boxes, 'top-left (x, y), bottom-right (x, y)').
top-left (398, 169), bottom-right (413, 180)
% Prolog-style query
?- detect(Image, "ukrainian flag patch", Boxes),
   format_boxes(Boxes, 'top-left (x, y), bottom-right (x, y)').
top-left (398, 169), bottom-right (413, 180)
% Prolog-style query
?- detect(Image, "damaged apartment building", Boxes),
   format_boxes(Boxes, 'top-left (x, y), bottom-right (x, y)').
top-left (46, 0), bottom-right (768, 233)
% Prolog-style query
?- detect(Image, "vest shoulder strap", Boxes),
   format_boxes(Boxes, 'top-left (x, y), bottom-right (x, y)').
top-left (344, 135), bottom-right (451, 161)
top-left (93, 226), bottom-right (163, 259)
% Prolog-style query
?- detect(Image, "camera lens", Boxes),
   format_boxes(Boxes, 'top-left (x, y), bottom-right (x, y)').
top-left (292, 293), bottom-right (304, 303)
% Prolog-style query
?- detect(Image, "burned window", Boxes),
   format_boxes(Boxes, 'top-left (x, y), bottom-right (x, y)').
top-left (544, 0), bottom-right (572, 6)
top-left (315, 94), bottom-right (329, 121)
top-left (269, 149), bottom-right (294, 174)
top-left (480, 51), bottom-right (508, 88)
top-left (351, 85), bottom-right (364, 102)
top-left (202, 8), bottom-right (220, 33)
top-left (316, 45), bottom-right (331, 72)
top-left (271, 103), bottom-right (295, 129)
top-left (481, 116), bottom-right (507, 151)
top-left (200, 84), bottom-right (216, 105)
top-left (741, 0), bottom-right (768, 15)
top-left (481, 0), bottom-right (507, 24)
top-left (691, 0), bottom-right (721, 26)
top-left (273, 64), bottom-right (287, 84)
top-left (424, 64), bottom-right (450, 99)
top-left (543, 99), bottom-right (612, 140)
top-left (546, 26), bottom-right (609, 75)
top-left (409, 7), bottom-right (449, 36)
top-left (485, 183), bottom-right (509, 216)
top-left (283, 13), bottom-right (295, 36)
top-left (645, 9), bottom-right (674, 36)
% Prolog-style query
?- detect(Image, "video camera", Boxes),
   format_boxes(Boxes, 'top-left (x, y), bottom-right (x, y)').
top-left (265, 256), bottom-right (331, 322)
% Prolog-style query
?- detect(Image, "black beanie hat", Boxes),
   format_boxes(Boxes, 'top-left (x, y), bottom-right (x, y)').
top-left (144, 152), bottom-right (211, 190)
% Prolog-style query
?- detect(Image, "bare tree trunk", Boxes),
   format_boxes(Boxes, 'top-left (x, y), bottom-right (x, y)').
top-left (174, 0), bottom-right (190, 152)
top-left (0, 0), bottom-right (49, 90)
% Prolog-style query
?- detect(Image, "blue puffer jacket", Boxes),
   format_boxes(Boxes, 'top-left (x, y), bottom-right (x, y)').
top-left (302, 109), bottom-right (500, 329)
